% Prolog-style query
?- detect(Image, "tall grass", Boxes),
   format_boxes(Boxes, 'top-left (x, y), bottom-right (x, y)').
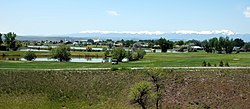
top-left (0, 70), bottom-right (146, 108)
top-left (0, 69), bottom-right (250, 108)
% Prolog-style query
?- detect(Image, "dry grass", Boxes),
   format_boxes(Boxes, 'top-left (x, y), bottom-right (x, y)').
top-left (163, 69), bottom-right (250, 109)
top-left (0, 69), bottom-right (249, 108)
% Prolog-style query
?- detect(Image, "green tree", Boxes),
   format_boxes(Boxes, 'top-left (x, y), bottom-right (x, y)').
top-left (111, 47), bottom-right (126, 62)
top-left (137, 49), bottom-right (146, 59)
top-left (126, 49), bottom-right (146, 61)
top-left (104, 50), bottom-right (110, 57)
top-left (157, 38), bottom-right (173, 53)
top-left (51, 45), bottom-right (71, 62)
top-left (234, 38), bottom-right (245, 48)
top-left (225, 62), bottom-right (230, 67)
top-left (126, 50), bottom-right (133, 61)
top-left (203, 37), bottom-right (234, 54)
top-left (202, 61), bottom-right (207, 67)
top-left (4, 32), bottom-right (17, 50)
top-left (145, 68), bottom-right (164, 109)
top-left (0, 33), bottom-right (3, 45)
top-left (243, 42), bottom-right (250, 52)
top-left (207, 62), bottom-right (211, 67)
top-left (217, 37), bottom-right (225, 54)
top-left (14, 41), bottom-right (23, 51)
top-left (219, 61), bottom-right (224, 67)
top-left (201, 40), bottom-right (212, 53)
top-left (186, 39), bottom-right (201, 46)
top-left (176, 40), bottom-right (184, 46)
top-left (24, 51), bottom-right (37, 61)
top-left (209, 37), bottom-right (219, 53)
top-left (129, 81), bottom-right (155, 109)
top-left (132, 52), bottom-right (139, 61)
top-left (87, 39), bottom-right (94, 44)
top-left (124, 40), bottom-right (136, 47)
top-left (223, 37), bottom-right (234, 54)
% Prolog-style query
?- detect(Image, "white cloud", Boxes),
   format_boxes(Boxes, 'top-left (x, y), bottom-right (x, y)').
top-left (106, 10), bottom-right (120, 16)
top-left (174, 29), bottom-right (235, 35)
top-left (244, 7), bottom-right (250, 18)
top-left (79, 30), bottom-right (165, 35)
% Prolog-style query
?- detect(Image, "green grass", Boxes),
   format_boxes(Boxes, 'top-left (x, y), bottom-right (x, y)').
top-left (0, 51), bottom-right (250, 69)
top-left (139, 51), bottom-right (250, 67)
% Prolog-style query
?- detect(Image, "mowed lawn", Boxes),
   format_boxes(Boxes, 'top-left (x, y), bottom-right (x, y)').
top-left (0, 51), bottom-right (250, 69)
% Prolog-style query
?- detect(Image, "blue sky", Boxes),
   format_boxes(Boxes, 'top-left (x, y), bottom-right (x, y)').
top-left (0, 0), bottom-right (250, 35)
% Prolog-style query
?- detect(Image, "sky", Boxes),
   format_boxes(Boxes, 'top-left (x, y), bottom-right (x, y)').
top-left (0, 0), bottom-right (250, 35)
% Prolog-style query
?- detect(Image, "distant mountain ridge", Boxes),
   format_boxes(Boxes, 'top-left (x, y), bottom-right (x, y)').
top-left (17, 30), bottom-right (250, 42)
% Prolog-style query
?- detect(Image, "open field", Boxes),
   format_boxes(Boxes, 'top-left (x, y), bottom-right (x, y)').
top-left (1, 52), bottom-right (250, 69)
top-left (0, 69), bottom-right (249, 109)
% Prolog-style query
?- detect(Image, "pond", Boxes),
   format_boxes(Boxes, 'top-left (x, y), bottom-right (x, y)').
top-left (19, 46), bottom-right (104, 52)
top-left (0, 56), bottom-right (114, 63)
top-left (19, 49), bottom-right (50, 52)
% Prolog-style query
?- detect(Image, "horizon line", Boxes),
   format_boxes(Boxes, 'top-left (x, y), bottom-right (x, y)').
top-left (1, 29), bottom-right (247, 36)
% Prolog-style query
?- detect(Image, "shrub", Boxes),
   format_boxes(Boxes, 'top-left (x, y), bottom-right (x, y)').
top-left (126, 49), bottom-right (146, 61)
top-left (145, 68), bottom-right (164, 109)
top-left (51, 45), bottom-right (71, 62)
top-left (104, 50), bottom-right (110, 57)
top-left (120, 67), bottom-right (129, 71)
top-left (129, 81), bottom-right (155, 109)
top-left (207, 62), bottom-right (211, 67)
top-left (86, 46), bottom-right (92, 52)
top-left (111, 67), bottom-right (119, 71)
top-left (24, 51), bottom-right (37, 61)
top-left (137, 49), bottom-right (146, 59)
top-left (202, 61), bottom-right (207, 67)
top-left (132, 52), bottom-right (139, 61)
top-left (112, 47), bottom-right (126, 62)
top-left (219, 61), bottom-right (224, 67)
top-left (225, 62), bottom-right (230, 67)
top-left (126, 51), bottom-right (133, 61)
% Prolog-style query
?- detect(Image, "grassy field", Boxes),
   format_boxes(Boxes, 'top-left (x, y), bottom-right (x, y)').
top-left (0, 51), bottom-right (250, 69)
top-left (0, 69), bottom-right (249, 108)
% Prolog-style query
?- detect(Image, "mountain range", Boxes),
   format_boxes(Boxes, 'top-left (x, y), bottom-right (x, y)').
top-left (17, 30), bottom-right (250, 42)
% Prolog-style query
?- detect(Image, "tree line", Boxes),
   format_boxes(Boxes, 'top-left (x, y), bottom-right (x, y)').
top-left (0, 32), bottom-right (22, 51)
top-left (201, 37), bottom-right (245, 54)
top-left (155, 37), bottom-right (249, 54)
top-left (116, 37), bottom-right (249, 54)
top-left (107, 47), bottom-right (146, 62)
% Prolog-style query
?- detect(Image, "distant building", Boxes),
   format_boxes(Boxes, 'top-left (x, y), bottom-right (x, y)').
top-left (190, 46), bottom-right (203, 50)
top-left (94, 39), bottom-right (100, 43)
top-left (114, 42), bottom-right (123, 47)
top-left (73, 41), bottom-right (79, 45)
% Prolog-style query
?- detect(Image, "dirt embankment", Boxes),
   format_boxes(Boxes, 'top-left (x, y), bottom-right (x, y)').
top-left (163, 69), bottom-right (250, 109)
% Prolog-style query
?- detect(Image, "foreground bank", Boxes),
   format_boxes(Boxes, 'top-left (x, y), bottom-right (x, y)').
top-left (0, 69), bottom-right (249, 108)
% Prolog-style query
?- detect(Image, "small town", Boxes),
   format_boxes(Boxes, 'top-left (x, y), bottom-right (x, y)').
top-left (1, 0), bottom-right (250, 109)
